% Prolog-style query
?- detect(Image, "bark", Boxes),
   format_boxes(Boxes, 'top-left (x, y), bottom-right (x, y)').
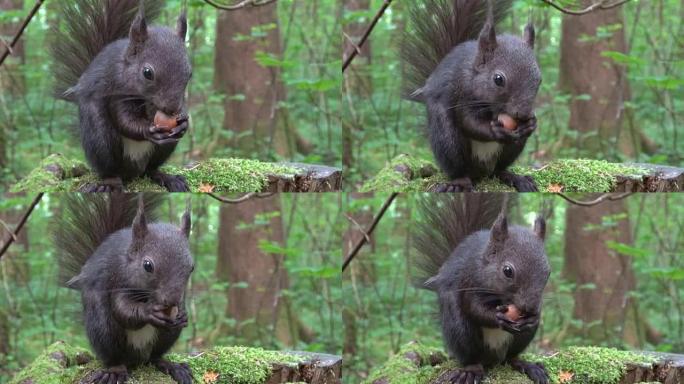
top-left (562, 196), bottom-right (637, 344)
top-left (213, 2), bottom-right (292, 157)
top-left (559, 0), bottom-right (635, 156)
top-left (216, 196), bottom-right (294, 346)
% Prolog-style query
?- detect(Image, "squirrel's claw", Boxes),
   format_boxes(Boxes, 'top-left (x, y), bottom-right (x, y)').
top-left (80, 365), bottom-right (128, 384)
top-left (433, 364), bottom-right (484, 384)
top-left (508, 359), bottom-right (549, 384)
top-left (153, 359), bottom-right (193, 384)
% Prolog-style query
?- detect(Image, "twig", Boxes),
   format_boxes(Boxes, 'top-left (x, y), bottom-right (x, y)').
top-left (207, 192), bottom-right (276, 204)
top-left (0, 193), bottom-right (44, 260)
top-left (0, 0), bottom-right (44, 68)
top-left (202, 0), bottom-right (277, 11)
top-left (556, 192), bottom-right (633, 206)
top-left (540, 0), bottom-right (632, 15)
top-left (342, 193), bottom-right (398, 272)
top-left (342, 0), bottom-right (392, 73)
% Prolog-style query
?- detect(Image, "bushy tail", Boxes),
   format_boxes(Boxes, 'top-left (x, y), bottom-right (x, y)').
top-left (413, 194), bottom-right (511, 288)
top-left (53, 193), bottom-right (163, 288)
top-left (400, 0), bottom-right (513, 100)
top-left (51, 0), bottom-right (164, 100)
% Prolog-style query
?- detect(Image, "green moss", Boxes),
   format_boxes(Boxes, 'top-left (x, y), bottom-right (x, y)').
top-left (362, 155), bottom-right (648, 193)
top-left (367, 343), bottom-right (657, 384)
top-left (528, 346), bottom-right (656, 384)
top-left (11, 156), bottom-right (299, 193)
top-left (170, 158), bottom-right (298, 193)
top-left (513, 159), bottom-right (648, 193)
top-left (170, 346), bottom-right (304, 384)
top-left (11, 342), bottom-right (307, 384)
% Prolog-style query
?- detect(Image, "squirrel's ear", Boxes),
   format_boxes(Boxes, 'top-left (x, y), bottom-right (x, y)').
top-left (132, 195), bottom-right (148, 245)
top-left (127, 4), bottom-right (148, 58)
top-left (476, 2), bottom-right (498, 66)
top-left (524, 23), bottom-right (535, 49)
top-left (180, 200), bottom-right (191, 239)
top-left (490, 211), bottom-right (508, 243)
top-left (533, 216), bottom-right (546, 241)
top-left (177, 11), bottom-right (188, 41)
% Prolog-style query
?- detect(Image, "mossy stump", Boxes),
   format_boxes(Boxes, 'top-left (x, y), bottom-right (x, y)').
top-left (10, 341), bottom-right (342, 384)
top-left (364, 342), bottom-right (684, 384)
top-left (360, 154), bottom-right (684, 193)
top-left (10, 154), bottom-right (342, 193)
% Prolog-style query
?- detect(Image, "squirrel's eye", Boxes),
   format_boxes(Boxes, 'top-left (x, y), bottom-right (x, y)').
top-left (143, 66), bottom-right (154, 81)
top-left (143, 259), bottom-right (154, 273)
top-left (503, 265), bottom-right (514, 278)
top-left (494, 73), bottom-right (505, 87)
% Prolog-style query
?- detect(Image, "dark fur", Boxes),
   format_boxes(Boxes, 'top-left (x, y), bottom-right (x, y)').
top-left (402, 0), bottom-right (541, 192)
top-left (51, 0), bottom-right (192, 192)
top-left (414, 194), bottom-right (550, 384)
top-left (53, 194), bottom-right (194, 384)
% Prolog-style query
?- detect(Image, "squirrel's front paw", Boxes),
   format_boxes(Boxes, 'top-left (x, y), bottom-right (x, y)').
top-left (148, 305), bottom-right (188, 329)
top-left (490, 120), bottom-right (522, 144)
top-left (516, 116), bottom-right (537, 139)
top-left (146, 120), bottom-right (188, 146)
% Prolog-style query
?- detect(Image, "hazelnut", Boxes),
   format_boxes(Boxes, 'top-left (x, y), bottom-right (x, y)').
top-left (154, 111), bottom-right (178, 131)
top-left (497, 113), bottom-right (518, 131)
top-left (504, 304), bottom-right (521, 322)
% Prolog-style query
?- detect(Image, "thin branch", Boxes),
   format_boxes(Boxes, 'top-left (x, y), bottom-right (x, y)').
top-left (556, 192), bottom-right (633, 206)
top-left (342, 0), bottom-right (393, 73)
top-left (202, 0), bottom-right (277, 11)
top-left (207, 192), bottom-right (276, 204)
top-left (0, 193), bottom-right (44, 260)
top-left (540, 0), bottom-right (632, 15)
top-left (0, 0), bottom-right (44, 67)
top-left (342, 193), bottom-right (398, 272)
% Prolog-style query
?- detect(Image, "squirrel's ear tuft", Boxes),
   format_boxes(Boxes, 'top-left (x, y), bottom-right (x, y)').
top-left (180, 200), bottom-right (191, 239)
top-left (127, 4), bottom-right (148, 58)
top-left (524, 23), bottom-right (535, 49)
top-left (490, 211), bottom-right (508, 243)
top-left (533, 216), bottom-right (546, 241)
top-left (475, 1), bottom-right (498, 66)
top-left (177, 11), bottom-right (188, 41)
top-left (132, 195), bottom-right (148, 245)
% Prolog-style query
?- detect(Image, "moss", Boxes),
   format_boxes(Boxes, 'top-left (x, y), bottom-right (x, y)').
top-left (11, 342), bottom-right (307, 384)
top-left (367, 343), bottom-right (657, 384)
top-left (169, 346), bottom-right (305, 384)
top-left (513, 159), bottom-right (648, 193)
top-left (528, 346), bottom-right (656, 384)
top-left (11, 156), bottom-right (299, 193)
top-left (362, 155), bottom-right (648, 193)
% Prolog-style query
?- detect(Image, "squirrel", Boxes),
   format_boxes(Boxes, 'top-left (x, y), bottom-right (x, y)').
top-left (51, 0), bottom-right (192, 192)
top-left (53, 194), bottom-right (194, 384)
top-left (401, 0), bottom-right (541, 192)
top-left (413, 194), bottom-right (550, 384)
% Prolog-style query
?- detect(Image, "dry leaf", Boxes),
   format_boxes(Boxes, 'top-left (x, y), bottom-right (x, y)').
top-left (558, 370), bottom-right (574, 383)
top-left (203, 370), bottom-right (219, 384)
top-left (547, 183), bottom-right (564, 193)
top-left (199, 183), bottom-right (215, 193)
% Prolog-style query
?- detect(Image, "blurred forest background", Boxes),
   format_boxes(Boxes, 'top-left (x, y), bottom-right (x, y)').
top-left (0, 0), bottom-right (341, 190)
top-left (343, 0), bottom-right (684, 189)
top-left (343, 193), bottom-right (684, 383)
top-left (0, 193), bottom-right (343, 382)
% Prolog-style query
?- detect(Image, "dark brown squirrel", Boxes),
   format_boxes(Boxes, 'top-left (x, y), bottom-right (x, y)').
top-left (53, 194), bottom-right (194, 384)
top-left (51, 0), bottom-right (192, 192)
top-left (402, 0), bottom-right (541, 192)
top-left (414, 194), bottom-right (550, 384)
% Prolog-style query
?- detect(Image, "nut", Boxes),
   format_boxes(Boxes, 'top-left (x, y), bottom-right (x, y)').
top-left (154, 111), bottom-right (178, 131)
top-left (164, 305), bottom-right (179, 319)
top-left (504, 304), bottom-right (521, 321)
top-left (497, 113), bottom-right (518, 131)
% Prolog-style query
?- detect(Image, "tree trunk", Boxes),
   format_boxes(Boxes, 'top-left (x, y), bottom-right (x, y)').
top-left (216, 196), bottom-right (294, 346)
top-left (559, 1), bottom-right (635, 156)
top-left (213, 2), bottom-right (292, 157)
top-left (562, 197), bottom-right (637, 345)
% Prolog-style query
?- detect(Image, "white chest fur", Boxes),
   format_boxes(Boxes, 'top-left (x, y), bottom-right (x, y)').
top-left (482, 327), bottom-right (513, 359)
top-left (122, 137), bottom-right (154, 165)
top-left (471, 140), bottom-right (502, 164)
top-left (126, 324), bottom-right (158, 351)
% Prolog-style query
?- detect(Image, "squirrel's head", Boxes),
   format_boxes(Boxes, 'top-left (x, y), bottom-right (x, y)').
top-left (478, 212), bottom-right (550, 317)
top-left (124, 197), bottom-right (194, 309)
top-left (123, 4), bottom-right (191, 116)
top-left (470, 21), bottom-right (541, 122)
